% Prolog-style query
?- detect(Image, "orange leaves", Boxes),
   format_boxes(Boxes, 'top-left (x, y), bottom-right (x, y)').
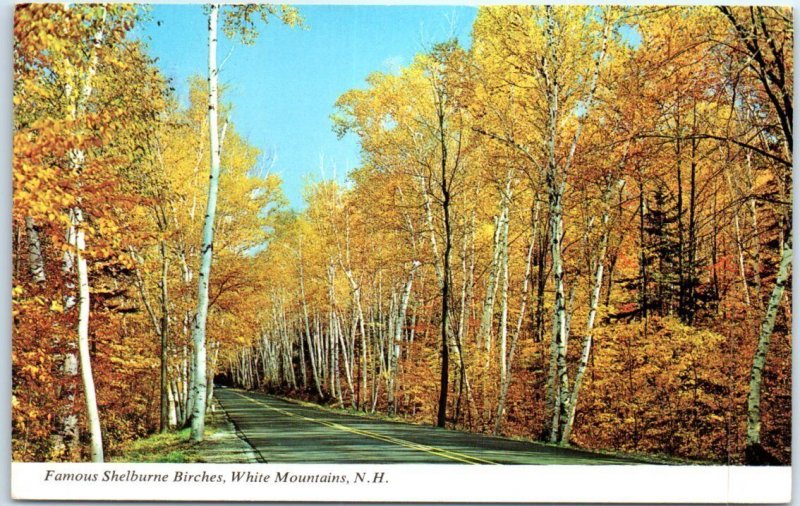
top-left (12, 2), bottom-right (171, 462)
top-left (13, 116), bottom-right (103, 225)
top-left (572, 316), bottom-right (734, 460)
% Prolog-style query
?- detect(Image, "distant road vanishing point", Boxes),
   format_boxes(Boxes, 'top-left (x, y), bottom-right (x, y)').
top-left (215, 389), bottom-right (645, 465)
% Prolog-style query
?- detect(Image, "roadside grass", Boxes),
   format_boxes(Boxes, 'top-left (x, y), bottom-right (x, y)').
top-left (111, 428), bottom-right (199, 463)
top-left (110, 426), bottom-right (218, 463)
top-left (110, 399), bottom-right (258, 464)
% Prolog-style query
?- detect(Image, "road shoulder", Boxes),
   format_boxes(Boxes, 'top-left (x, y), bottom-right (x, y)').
top-left (110, 397), bottom-right (261, 463)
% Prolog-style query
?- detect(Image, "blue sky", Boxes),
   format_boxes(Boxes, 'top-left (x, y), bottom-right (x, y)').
top-left (135, 5), bottom-right (477, 209)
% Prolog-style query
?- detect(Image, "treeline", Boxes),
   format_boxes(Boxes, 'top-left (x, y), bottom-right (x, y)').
top-left (12, 4), bottom-right (298, 461)
top-left (223, 6), bottom-right (792, 464)
top-left (12, 5), bottom-right (791, 466)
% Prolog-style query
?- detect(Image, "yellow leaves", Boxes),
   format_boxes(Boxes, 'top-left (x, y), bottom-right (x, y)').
top-left (220, 5), bottom-right (305, 46)
top-left (49, 299), bottom-right (64, 313)
top-left (117, 253), bottom-right (136, 271)
top-left (583, 315), bottom-right (733, 459)
top-left (476, 221), bottom-right (496, 243)
top-left (22, 364), bottom-right (39, 376)
top-left (95, 216), bottom-right (119, 236)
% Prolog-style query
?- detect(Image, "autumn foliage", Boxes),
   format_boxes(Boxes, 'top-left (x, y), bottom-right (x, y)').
top-left (13, 5), bottom-right (791, 465)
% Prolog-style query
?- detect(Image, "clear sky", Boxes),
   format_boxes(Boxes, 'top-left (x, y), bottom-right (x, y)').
top-left (135, 5), bottom-right (478, 209)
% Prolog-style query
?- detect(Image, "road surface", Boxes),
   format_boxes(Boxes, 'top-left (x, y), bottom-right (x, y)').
top-left (214, 388), bottom-right (644, 464)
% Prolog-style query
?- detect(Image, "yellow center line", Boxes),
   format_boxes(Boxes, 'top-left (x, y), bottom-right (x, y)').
top-left (229, 391), bottom-right (497, 465)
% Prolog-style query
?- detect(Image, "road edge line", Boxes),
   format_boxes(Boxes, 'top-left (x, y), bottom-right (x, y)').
top-left (214, 393), bottom-right (270, 464)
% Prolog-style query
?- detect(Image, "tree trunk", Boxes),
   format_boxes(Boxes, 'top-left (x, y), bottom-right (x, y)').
top-left (745, 152), bottom-right (764, 309)
top-left (497, 194), bottom-right (510, 389)
top-left (73, 208), bottom-right (103, 462)
top-left (494, 203), bottom-right (537, 435)
top-left (725, 167), bottom-right (752, 307)
top-left (675, 112), bottom-right (685, 320)
top-left (388, 262), bottom-right (419, 416)
top-left (59, 4), bottom-right (107, 461)
top-left (298, 319), bottom-right (308, 388)
top-left (189, 3), bottom-right (220, 441)
top-left (477, 210), bottom-right (503, 349)
top-left (542, 6), bottom-right (568, 443)
top-left (548, 200), bottom-right (568, 443)
top-left (300, 273), bottom-right (323, 397)
top-left (24, 216), bottom-right (46, 283)
top-left (436, 108), bottom-right (452, 429)
top-left (159, 239), bottom-right (170, 432)
top-left (167, 381), bottom-right (178, 428)
top-left (59, 217), bottom-right (79, 457)
top-left (746, 234), bottom-right (792, 456)
top-left (560, 181), bottom-right (619, 444)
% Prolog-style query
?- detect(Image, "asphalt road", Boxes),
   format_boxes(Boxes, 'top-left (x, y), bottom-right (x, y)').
top-left (214, 388), bottom-right (644, 464)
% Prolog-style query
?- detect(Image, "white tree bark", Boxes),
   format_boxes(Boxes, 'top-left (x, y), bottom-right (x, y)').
top-left (73, 208), bottom-right (103, 461)
top-left (167, 381), bottom-right (178, 428)
top-left (497, 191), bottom-right (511, 386)
top-left (542, 6), bottom-right (611, 443)
top-left (560, 179), bottom-right (622, 444)
top-left (298, 240), bottom-right (324, 397)
top-left (724, 162), bottom-right (752, 306)
top-left (746, 234), bottom-right (792, 449)
top-left (388, 261), bottom-right (419, 415)
top-left (58, 216), bottom-right (79, 456)
top-left (744, 152), bottom-right (764, 310)
top-left (542, 6), bottom-right (568, 443)
top-left (477, 210), bottom-right (504, 350)
top-left (24, 216), bottom-right (46, 283)
top-left (59, 5), bottom-right (107, 461)
top-left (189, 3), bottom-right (221, 441)
top-left (339, 257), bottom-right (368, 408)
top-left (159, 239), bottom-right (170, 432)
top-left (493, 202), bottom-right (537, 435)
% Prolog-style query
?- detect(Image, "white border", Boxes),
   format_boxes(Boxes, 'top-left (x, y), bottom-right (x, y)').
top-left (4, 1), bottom-right (799, 504)
top-left (9, 463), bottom-right (792, 503)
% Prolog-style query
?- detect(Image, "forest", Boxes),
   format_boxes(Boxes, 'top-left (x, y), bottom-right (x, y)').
top-left (12, 4), bottom-right (792, 465)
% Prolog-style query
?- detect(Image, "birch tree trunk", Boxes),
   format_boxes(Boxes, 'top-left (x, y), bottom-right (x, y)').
top-left (298, 314), bottom-right (308, 388)
top-left (745, 152), bottom-right (764, 310)
top-left (388, 262), bottom-right (419, 416)
top-left (548, 198), bottom-right (568, 443)
top-left (159, 239), bottom-right (170, 432)
top-left (58, 219), bottom-right (79, 456)
top-left (300, 277), bottom-right (323, 397)
top-left (477, 211), bottom-right (503, 349)
top-left (725, 166), bottom-right (752, 307)
top-left (167, 381), bottom-right (178, 428)
top-left (341, 267), bottom-right (368, 408)
top-left (189, 3), bottom-right (221, 441)
top-left (24, 216), bottom-right (46, 283)
top-left (746, 234), bottom-right (792, 457)
top-left (497, 192), bottom-right (511, 387)
top-left (494, 206), bottom-right (536, 435)
top-left (560, 180), bottom-right (621, 444)
top-left (73, 208), bottom-right (103, 462)
top-left (457, 205), bottom-right (475, 348)
top-left (62, 6), bottom-right (108, 461)
top-left (544, 6), bottom-right (610, 443)
top-left (542, 6), bottom-right (568, 443)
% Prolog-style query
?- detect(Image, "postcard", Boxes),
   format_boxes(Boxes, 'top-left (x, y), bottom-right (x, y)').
top-left (10, 2), bottom-right (792, 503)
